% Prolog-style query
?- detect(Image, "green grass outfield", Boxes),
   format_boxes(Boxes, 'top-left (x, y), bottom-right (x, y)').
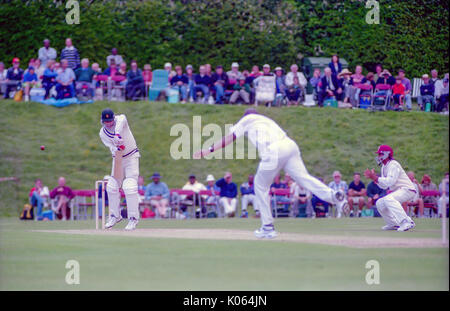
top-left (0, 217), bottom-right (448, 291)
top-left (0, 100), bottom-right (448, 217)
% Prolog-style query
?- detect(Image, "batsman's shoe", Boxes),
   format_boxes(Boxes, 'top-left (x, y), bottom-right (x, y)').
top-left (124, 217), bottom-right (139, 231)
top-left (337, 199), bottom-right (350, 216)
top-left (382, 224), bottom-right (399, 231)
top-left (105, 215), bottom-right (123, 229)
top-left (254, 224), bottom-right (278, 239)
top-left (334, 190), bottom-right (345, 202)
top-left (397, 220), bottom-right (415, 232)
top-left (240, 210), bottom-right (248, 218)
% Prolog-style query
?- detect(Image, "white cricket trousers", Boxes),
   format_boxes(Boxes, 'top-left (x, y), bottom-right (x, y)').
top-left (255, 137), bottom-right (337, 227)
top-left (375, 188), bottom-right (414, 226)
top-left (108, 156), bottom-right (140, 219)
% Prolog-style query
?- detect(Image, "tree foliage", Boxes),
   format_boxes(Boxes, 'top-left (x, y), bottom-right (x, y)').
top-left (0, 0), bottom-right (448, 76)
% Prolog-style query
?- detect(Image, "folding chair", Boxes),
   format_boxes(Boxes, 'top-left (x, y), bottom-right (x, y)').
top-left (148, 69), bottom-right (169, 101)
top-left (199, 190), bottom-right (221, 217)
top-left (271, 188), bottom-right (292, 218)
top-left (170, 189), bottom-right (196, 218)
top-left (73, 189), bottom-right (96, 220)
top-left (421, 190), bottom-right (440, 217)
top-left (371, 84), bottom-right (391, 111)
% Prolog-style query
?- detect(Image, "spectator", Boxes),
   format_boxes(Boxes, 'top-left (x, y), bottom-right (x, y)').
top-left (292, 183), bottom-right (312, 217)
top-left (309, 68), bottom-right (322, 96)
top-left (23, 66), bottom-right (39, 102)
top-left (261, 64), bottom-right (273, 76)
top-left (42, 60), bottom-right (57, 98)
top-left (365, 72), bottom-right (376, 90)
top-left (211, 65), bottom-right (229, 104)
top-left (373, 64), bottom-right (384, 82)
top-left (376, 69), bottom-right (396, 86)
top-left (75, 58), bottom-right (96, 97)
top-left (270, 174), bottom-right (290, 213)
top-left (229, 76), bottom-right (251, 105)
top-left (421, 174), bottom-right (439, 212)
top-left (438, 173), bottom-right (449, 217)
top-left (338, 69), bottom-right (353, 107)
top-left (38, 39), bottom-right (57, 69)
top-left (193, 65), bottom-right (211, 104)
top-left (274, 67), bottom-right (287, 106)
top-left (318, 67), bottom-right (343, 107)
top-left (328, 54), bottom-right (342, 77)
top-left (285, 75), bottom-right (302, 106)
top-left (126, 60), bottom-right (145, 100)
top-left (216, 172), bottom-right (238, 217)
top-left (328, 171), bottom-right (348, 217)
top-left (349, 65), bottom-right (366, 107)
top-left (0, 61), bottom-right (6, 96)
top-left (55, 59), bottom-right (76, 99)
top-left (138, 176), bottom-right (146, 192)
top-left (398, 69), bottom-right (412, 110)
top-left (181, 174), bottom-right (207, 218)
top-left (49, 176), bottom-right (75, 221)
top-left (103, 59), bottom-right (118, 77)
top-left (91, 63), bottom-right (101, 74)
top-left (418, 74), bottom-right (436, 111)
top-left (430, 69), bottom-right (439, 85)
top-left (392, 76), bottom-right (406, 110)
top-left (240, 174), bottom-right (255, 218)
top-left (285, 64), bottom-right (307, 94)
top-left (54, 61), bottom-right (62, 74)
top-left (347, 172), bottom-right (366, 217)
top-left (106, 48), bottom-right (124, 67)
top-left (435, 74), bottom-right (449, 113)
top-left (204, 174), bottom-right (220, 212)
top-left (60, 38), bottom-right (80, 70)
top-left (142, 64), bottom-right (152, 88)
top-left (246, 65), bottom-right (262, 87)
top-left (366, 177), bottom-right (386, 216)
top-left (144, 172), bottom-right (170, 218)
top-left (226, 62), bottom-right (241, 87)
top-left (32, 59), bottom-right (44, 82)
top-left (29, 178), bottom-right (50, 220)
top-left (185, 64), bottom-right (195, 102)
top-left (402, 171), bottom-right (424, 217)
top-left (4, 57), bottom-right (24, 99)
top-left (164, 62), bottom-right (176, 81)
top-left (311, 178), bottom-right (330, 217)
top-left (205, 63), bottom-right (213, 77)
top-left (170, 65), bottom-right (189, 103)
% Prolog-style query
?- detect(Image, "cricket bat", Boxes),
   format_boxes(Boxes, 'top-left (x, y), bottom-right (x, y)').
top-left (113, 149), bottom-right (124, 186)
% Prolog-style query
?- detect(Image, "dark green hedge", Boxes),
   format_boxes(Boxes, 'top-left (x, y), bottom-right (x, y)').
top-left (0, 0), bottom-right (448, 77)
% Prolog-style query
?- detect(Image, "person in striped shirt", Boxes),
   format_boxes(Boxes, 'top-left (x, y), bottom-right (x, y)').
top-left (60, 38), bottom-right (80, 70)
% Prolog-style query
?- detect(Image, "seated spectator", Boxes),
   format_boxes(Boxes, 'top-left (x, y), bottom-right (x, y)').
top-left (126, 60), bottom-right (145, 100)
top-left (392, 76), bottom-right (406, 110)
top-left (366, 177), bottom-right (386, 217)
top-left (4, 57), bottom-right (24, 99)
top-left (60, 38), bottom-right (80, 70)
top-left (50, 176), bottom-right (75, 221)
top-left (55, 59), bottom-right (76, 99)
top-left (193, 65), bottom-right (211, 103)
top-left (0, 61), bottom-right (7, 96)
top-left (116, 62), bottom-right (127, 80)
top-left (438, 173), bottom-right (449, 217)
top-left (164, 62), bottom-right (176, 81)
top-left (38, 39), bottom-right (57, 70)
top-left (22, 66), bottom-right (39, 102)
top-left (292, 183), bottom-right (312, 217)
top-left (182, 174), bottom-right (207, 218)
top-left (106, 47), bottom-right (124, 67)
top-left (398, 69), bottom-right (412, 110)
top-left (91, 63), bottom-right (101, 74)
top-left (270, 174), bottom-right (290, 213)
top-left (54, 61), bottom-right (62, 74)
top-left (229, 76), bottom-right (250, 105)
top-left (434, 73), bottom-right (449, 113)
top-left (347, 172), bottom-right (366, 217)
top-left (137, 175), bottom-right (146, 203)
top-left (376, 69), bottom-right (396, 86)
top-left (103, 59), bottom-right (118, 77)
top-left (285, 64), bottom-right (307, 96)
top-left (211, 65), bottom-right (229, 105)
top-left (349, 65), bottom-right (366, 107)
top-left (185, 64), bottom-right (195, 102)
top-left (170, 65), bottom-right (188, 103)
top-left (274, 67), bottom-right (286, 106)
top-left (205, 63), bottom-right (213, 77)
top-left (365, 72), bottom-right (376, 90)
top-left (309, 68), bottom-right (322, 97)
top-left (312, 178), bottom-right (330, 217)
top-left (318, 67), bottom-right (343, 107)
top-left (32, 59), bottom-right (44, 82)
top-left (328, 54), bottom-right (342, 77)
top-left (417, 74), bottom-right (436, 111)
top-left (328, 171), bottom-right (348, 217)
top-left (29, 178), bottom-right (50, 220)
top-left (240, 174), bottom-right (255, 218)
top-left (216, 172), bottom-right (238, 217)
top-left (421, 174), bottom-right (439, 213)
top-left (246, 65), bottom-right (262, 87)
top-left (373, 64), bottom-right (384, 82)
top-left (285, 76), bottom-right (302, 106)
top-left (338, 69), bottom-right (353, 107)
top-left (226, 62), bottom-right (241, 87)
top-left (75, 58), bottom-right (96, 97)
top-left (430, 69), bottom-right (439, 85)
top-left (204, 174), bottom-right (220, 212)
top-left (42, 60), bottom-right (57, 98)
top-left (402, 171), bottom-right (424, 217)
top-left (142, 64), bottom-right (152, 88)
top-left (144, 172), bottom-right (170, 218)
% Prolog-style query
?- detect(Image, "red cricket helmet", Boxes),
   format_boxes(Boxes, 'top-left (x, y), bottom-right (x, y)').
top-left (375, 145), bottom-right (394, 166)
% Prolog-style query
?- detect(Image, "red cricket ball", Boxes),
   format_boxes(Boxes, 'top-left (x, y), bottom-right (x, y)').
top-left (40, 145), bottom-right (45, 150)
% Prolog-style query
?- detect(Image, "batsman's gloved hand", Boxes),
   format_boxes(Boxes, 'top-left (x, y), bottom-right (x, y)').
top-left (113, 134), bottom-right (124, 147)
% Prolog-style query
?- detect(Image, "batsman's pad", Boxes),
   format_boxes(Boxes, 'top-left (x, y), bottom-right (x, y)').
top-left (122, 178), bottom-right (138, 195)
top-left (106, 176), bottom-right (120, 193)
top-left (342, 201), bottom-right (351, 216)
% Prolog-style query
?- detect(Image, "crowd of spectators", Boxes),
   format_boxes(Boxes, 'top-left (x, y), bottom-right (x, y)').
top-left (1, 38), bottom-right (448, 112)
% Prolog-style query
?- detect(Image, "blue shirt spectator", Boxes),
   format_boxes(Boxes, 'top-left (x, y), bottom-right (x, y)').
top-left (240, 181), bottom-right (255, 195)
top-left (170, 74), bottom-right (189, 86)
top-left (216, 176), bottom-right (237, 199)
top-left (23, 68), bottom-right (38, 83)
top-left (144, 180), bottom-right (170, 200)
top-left (60, 38), bottom-right (80, 70)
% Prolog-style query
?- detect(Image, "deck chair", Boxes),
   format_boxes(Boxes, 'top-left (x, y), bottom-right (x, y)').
top-left (371, 84), bottom-right (391, 111)
top-left (412, 78), bottom-right (423, 99)
top-left (271, 188), bottom-right (292, 218)
top-left (170, 189), bottom-right (196, 218)
top-left (254, 75), bottom-right (276, 106)
top-left (148, 69), bottom-right (169, 101)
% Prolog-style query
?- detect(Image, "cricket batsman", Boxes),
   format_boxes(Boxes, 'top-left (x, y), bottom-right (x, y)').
top-left (99, 108), bottom-right (140, 230)
top-left (193, 109), bottom-right (349, 239)
top-left (364, 145), bottom-right (416, 232)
